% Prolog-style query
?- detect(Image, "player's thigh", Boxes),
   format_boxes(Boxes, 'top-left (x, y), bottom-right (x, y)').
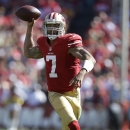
top-left (65, 88), bottom-right (82, 120)
top-left (68, 97), bottom-right (81, 120)
top-left (48, 92), bottom-right (77, 124)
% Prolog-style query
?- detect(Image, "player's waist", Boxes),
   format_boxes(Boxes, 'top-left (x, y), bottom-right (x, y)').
top-left (60, 88), bottom-right (80, 95)
top-left (48, 88), bottom-right (80, 96)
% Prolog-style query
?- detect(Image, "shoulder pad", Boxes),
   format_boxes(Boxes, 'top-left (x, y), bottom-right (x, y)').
top-left (65, 33), bottom-right (83, 48)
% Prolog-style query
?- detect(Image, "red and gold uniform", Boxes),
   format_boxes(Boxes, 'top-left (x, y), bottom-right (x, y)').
top-left (37, 33), bottom-right (82, 92)
top-left (37, 33), bottom-right (82, 130)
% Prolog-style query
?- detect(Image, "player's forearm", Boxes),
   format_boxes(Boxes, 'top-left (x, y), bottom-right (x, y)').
top-left (81, 51), bottom-right (96, 73)
top-left (69, 47), bottom-right (96, 64)
top-left (78, 49), bottom-right (96, 64)
top-left (83, 50), bottom-right (96, 65)
top-left (24, 26), bottom-right (35, 57)
top-left (79, 68), bottom-right (87, 75)
top-left (69, 47), bottom-right (96, 73)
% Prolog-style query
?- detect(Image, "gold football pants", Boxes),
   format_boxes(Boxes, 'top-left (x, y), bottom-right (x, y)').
top-left (48, 88), bottom-right (81, 130)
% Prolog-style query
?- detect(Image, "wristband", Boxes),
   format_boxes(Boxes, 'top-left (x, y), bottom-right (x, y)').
top-left (82, 60), bottom-right (94, 72)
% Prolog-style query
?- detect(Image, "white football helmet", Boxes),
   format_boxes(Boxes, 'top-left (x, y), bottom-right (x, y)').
top-left (43, 12), bottom-right (66, 40)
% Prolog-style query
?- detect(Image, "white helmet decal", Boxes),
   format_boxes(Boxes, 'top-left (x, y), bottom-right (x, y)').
top-left (43, 12), bottom-right (66, 40)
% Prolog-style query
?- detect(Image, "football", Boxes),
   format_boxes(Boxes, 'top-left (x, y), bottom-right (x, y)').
top-left (15, 5), bottom-right (41, 22)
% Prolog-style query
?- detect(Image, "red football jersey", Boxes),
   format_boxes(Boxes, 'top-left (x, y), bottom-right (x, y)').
top-left (37, 33), bottom-right (83, 92)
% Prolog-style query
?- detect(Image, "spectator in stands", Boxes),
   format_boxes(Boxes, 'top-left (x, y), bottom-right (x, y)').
top-left (4, 83), bottom-right (26, 130)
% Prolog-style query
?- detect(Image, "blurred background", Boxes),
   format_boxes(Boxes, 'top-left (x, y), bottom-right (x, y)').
top-left (0, 0), bottom-right (130, 130)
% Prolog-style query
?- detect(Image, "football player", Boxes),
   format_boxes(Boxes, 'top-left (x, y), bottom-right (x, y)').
top-left (24, 12), bottom-right (96, 130)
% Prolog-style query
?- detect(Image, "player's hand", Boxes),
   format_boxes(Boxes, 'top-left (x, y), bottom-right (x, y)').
top-left (69, 68), bottom-right (87, 89)
top-left (28, 18), bottom-right (35, 27)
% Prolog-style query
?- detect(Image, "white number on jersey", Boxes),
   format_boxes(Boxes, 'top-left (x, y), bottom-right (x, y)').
top-left (46, 55), bottom-right (58, 78)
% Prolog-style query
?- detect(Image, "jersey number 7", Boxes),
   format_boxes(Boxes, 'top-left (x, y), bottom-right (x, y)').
top-left (46, 55), bottom-right (58, 78)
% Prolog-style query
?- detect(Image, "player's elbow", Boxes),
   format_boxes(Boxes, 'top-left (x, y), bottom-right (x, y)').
top-left (23, 51), bottom-right (30, 58)
top-left (89, 57), bottom-right (96, 65)
top-left (92, 57), bottom-right (96, 65)
top-left (23, 46), bottom-right (31, 58)
top-left (24, 54), bottom-right (29, 58)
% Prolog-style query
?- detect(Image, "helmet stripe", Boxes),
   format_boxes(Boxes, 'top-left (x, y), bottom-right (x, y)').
top-left (50, 12), bottom-right (54, 19)
top-left (48, 14), bottom-right (51, 19)
top-left (52, 12), bottom-right (56, 19)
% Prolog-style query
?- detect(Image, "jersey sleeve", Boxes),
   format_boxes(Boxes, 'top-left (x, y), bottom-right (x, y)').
top-left (67, 34), bottom-right (83, 49)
